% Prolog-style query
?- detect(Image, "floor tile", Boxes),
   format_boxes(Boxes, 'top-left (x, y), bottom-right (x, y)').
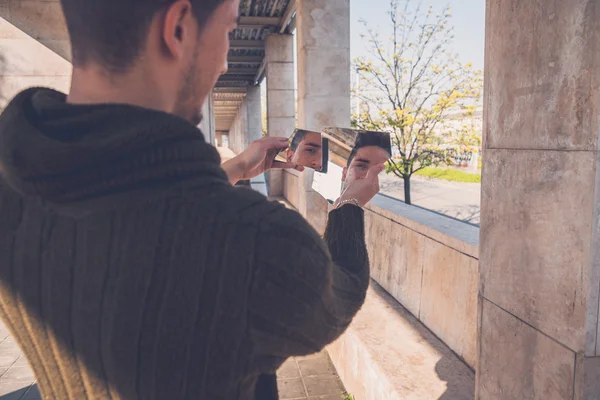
top-left (13, 358), bottom-right (29, 368)
top-left (304, 376), bottom-right (344, 397)
top-left (278, 359), bottom-right (301, 379)
top-left (297, 355), bottom-right (337, 377)
top-left (277, 378), bottom-right (307, 399)
top-left (1, 366), bottom-right (35, 384)
top-left (0, 353), bottom-right (19, 369)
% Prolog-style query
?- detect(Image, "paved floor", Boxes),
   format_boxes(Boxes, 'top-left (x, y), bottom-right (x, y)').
top-left (379, 174), bottom-right (481, 225)
top-left (277, 352), bottom-right (346, 400)
top-left (0, 320), bottom-right (346, 400)
top-left (0, 322), bottom-right (39, 400)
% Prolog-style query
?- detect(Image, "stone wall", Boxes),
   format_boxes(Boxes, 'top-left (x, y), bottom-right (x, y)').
top-left (285, 182), bottom-right (480, 367)
top-left (363, 195), bottom-right (479, 368)
top-left (328, 283), bottom-right (475, 400)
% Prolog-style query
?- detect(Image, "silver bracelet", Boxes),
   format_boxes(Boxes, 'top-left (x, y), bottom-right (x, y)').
top-left (335, 198), bottom-right (361, 209)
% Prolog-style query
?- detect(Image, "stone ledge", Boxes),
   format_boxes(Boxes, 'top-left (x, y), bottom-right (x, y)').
top-left (328, 282), bottom-right (475, 400)
top-left (367, 194), bottom-right (479, 259)
top-left (284, 168), bottom-right (302, 177)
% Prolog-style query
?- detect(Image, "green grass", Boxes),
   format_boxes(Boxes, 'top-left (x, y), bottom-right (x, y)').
top-left (414, 167), bottom-right (481, 183)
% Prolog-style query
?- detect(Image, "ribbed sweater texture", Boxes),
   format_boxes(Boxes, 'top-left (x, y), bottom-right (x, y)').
top-left (0, 88), bottom-right (370, 400)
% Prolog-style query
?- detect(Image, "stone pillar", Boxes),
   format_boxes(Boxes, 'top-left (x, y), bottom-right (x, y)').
top-left (208, 92), bottom-right (216, 146)
top-left (265, 34), bottom-right (295, 197)
top-left (478, 1), bottom-right (600, 399)
top-left (216, 131), bottom-right (224, 147)
top-left (296, 0), bottom-right (351, 233)
top-left (246, 84), bottom-right (262, 148)
top-left (228, 101), bottom-right (247, 155)
top-left (199, 91), bottom-right (215, 146)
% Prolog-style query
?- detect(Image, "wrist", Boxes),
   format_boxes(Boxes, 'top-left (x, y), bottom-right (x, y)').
top-left (334, 197), bottom-right (361, 209)
top-left (222, 157), bottom-right (246, 185)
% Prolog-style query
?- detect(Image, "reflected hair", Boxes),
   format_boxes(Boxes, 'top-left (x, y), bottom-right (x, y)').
top-left (289, 129), bottom-right (311, 151)
top-left (60, 0), bottom-right (225, 72)
top-left (347, 131), bottom-right (392, 168)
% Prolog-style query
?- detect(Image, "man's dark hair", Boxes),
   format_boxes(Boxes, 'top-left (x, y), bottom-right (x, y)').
top-left (289, 129), bottom-right (312, 151)
top-left (60, 0), bottom-right (225, 71)
top-left (346, 131), bottom-right (392, 168)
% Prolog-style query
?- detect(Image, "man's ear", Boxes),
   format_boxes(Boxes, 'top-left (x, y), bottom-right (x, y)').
top-left (342, 167), bottom-right (348, 182)
top-left (286, 149), bottom-right (293, 163)
top-left (162, 0), bottom-right (195, 60)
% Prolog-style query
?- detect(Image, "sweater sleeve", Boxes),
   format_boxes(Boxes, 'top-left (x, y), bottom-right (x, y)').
top-left (248, 203), bottom-right (369, 361)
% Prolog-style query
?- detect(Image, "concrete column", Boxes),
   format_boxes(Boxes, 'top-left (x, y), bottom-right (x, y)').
top-left (296, 0), bottom-right (351, 232)
top-left (199, 91), bottom-right (215, 146)
top-left (228, 100), bottom-right (248, 155)
top-left (246, 84), bottom-right (262, 149)
top-left (216, 131), bottom-right (224, 147)
top-left (208, 92), bottom-right (216, 146)
top-left (478, 1), bottom-right (600, 399)
top-left (265, 34), bottom-right (295, 197)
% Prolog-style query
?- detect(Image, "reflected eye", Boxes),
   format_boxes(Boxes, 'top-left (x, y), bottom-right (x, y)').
top-left (305, 148), bottom-right (317, 155)
top-left (356, 164), bottom-right (367, 170)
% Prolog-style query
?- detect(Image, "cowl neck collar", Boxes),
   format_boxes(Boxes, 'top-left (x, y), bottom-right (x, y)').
top-left (0, 88), bottom-right (226, 202)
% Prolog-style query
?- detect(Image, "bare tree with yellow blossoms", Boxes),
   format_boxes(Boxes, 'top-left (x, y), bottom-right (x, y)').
top-left (352, 0), bottom-right (483, 205)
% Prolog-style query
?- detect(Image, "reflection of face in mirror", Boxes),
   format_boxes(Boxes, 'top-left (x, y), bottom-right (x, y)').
top-left (342, 134), bottom-right (391, 192)
top-left (286, 130), bottom-right (323, 171)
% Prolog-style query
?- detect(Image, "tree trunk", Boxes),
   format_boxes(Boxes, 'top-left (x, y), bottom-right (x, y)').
top-left (403, 175), bottom-right (412, 205)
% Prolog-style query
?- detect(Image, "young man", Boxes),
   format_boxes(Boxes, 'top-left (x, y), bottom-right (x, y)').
top-left (0, 1), bottom-right (384, 399)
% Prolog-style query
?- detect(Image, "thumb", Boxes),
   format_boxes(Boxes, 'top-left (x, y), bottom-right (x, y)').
top-left (366, 163), bottom-right (385, 179)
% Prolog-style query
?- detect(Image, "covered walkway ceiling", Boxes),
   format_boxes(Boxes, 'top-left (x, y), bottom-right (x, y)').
top-left (214, 0), bottom-right (296, 132)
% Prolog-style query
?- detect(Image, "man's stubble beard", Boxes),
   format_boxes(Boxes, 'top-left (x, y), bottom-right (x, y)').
top-left (174, 47), bottom-right (203, 126)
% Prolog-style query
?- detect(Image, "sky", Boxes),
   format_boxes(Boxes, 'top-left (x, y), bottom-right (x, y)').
top-left (349, 0), bottom-right (486, 70)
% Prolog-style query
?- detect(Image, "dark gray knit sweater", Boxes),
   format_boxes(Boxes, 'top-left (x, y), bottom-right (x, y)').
top-left (0, 88), bottom-right (370, 400)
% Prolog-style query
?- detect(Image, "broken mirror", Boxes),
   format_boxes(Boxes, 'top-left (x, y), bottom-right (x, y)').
top-left (274, 128), bottom-right (329, 172)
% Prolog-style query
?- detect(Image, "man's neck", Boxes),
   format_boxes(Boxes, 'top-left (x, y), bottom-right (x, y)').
top-left (68, 64), bottom-right (174, 114)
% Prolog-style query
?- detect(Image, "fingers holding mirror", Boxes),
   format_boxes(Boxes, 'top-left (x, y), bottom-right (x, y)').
top-left (341, 130), bottom-right (392, 192)
top-left (312, 128), bottom-right (392, 205)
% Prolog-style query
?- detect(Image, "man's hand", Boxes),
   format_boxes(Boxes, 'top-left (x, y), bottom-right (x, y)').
top-left (222, 137), bottom-right (305, 185)
top-left (335, 163), bottom-right (385, 208)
